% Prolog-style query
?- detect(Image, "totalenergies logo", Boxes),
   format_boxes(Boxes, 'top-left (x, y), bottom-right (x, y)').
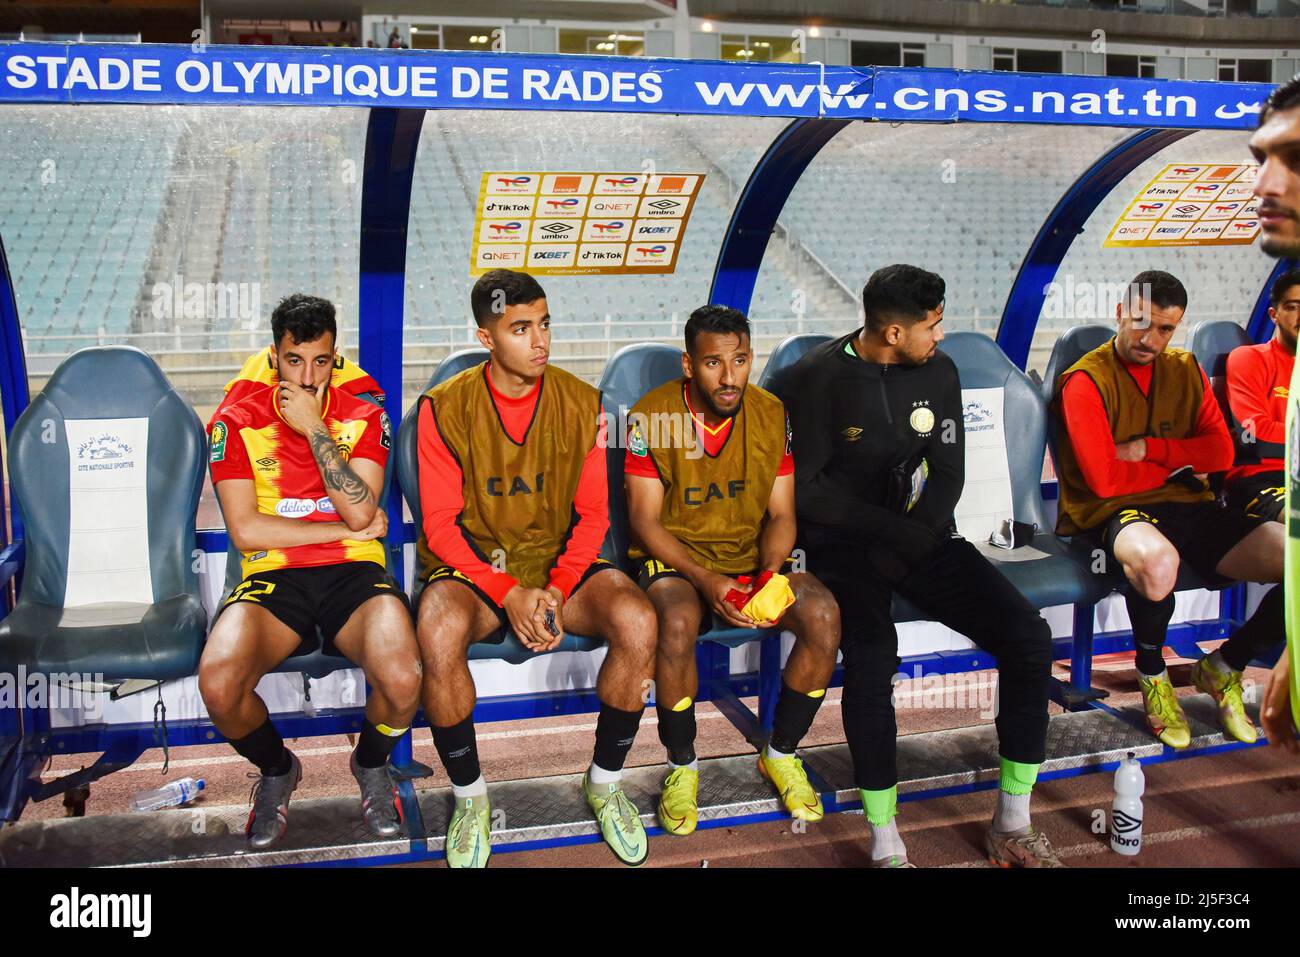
top-left (497, 176), bottom-right (532, 186)
top-left (591, 221), bottom-right (625, 234)
top-left (1189, 183), bottom-right (1221, 195)
top-left (635, 245), bottom-right (668, 256)
top-left (605, 176), bottom-right (639, 186)
top-left (544, 197), bottom-right (581, 210)
top-left (488, 222), bottom-right (523, 234)
top-left (1232, 221), bottom-right (1258, 230)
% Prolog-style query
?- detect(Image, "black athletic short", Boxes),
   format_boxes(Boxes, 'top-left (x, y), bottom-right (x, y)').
top-left (1224, 469), bottom-right (1285, 522)
top-left (1090, 499), bottom-right (1267, 585)
top-left (219, 561), bottom-right (408, 658)
top-left (634, 555), bottom-right (798, 634)
top-left (421, 558), bottom-right (614, 643)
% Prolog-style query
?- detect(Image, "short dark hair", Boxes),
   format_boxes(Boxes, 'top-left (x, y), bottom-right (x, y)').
top-left (1271, 266), bottom-right (1300, 306)
top-left (861, 264), bottom-right (945, 332)
top-left (1260, 72), bottom-right (1300, 127)
top-left (271, 293), bottom-right (336, 347)
top-left (1126, 270), bottom-right (1188, 313)
top-left (685, 304), bottom-right (750, 355)
top-left (470, 269), bottom-right (547, 326)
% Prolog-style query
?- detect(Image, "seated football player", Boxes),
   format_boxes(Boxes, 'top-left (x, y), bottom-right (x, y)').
top-left (1054, 271), bottom-right (1283, 749)
top-left (624, 304), bottom-right (840, 836)
top-left (201, 294), bottom-right (421, 848)
top-left (415, 269), bottom-right (657, 868)
top-left (1222, 267), bottom-right (1300, 523)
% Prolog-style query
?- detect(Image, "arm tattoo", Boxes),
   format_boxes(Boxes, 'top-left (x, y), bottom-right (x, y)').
top-left (307, 426), bottom-right (376, 507)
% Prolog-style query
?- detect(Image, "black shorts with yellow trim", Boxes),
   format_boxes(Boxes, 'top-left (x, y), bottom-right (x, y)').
top-left (1224, 469), bottom-right (1285, 523)
top-left (1093, 500), bottom-right (1267, 586)
top-left (634, 555), bottom-right (798, 591)
top-left (634, 555), bottom-right (798, 635)
top-left (219, 560), bottom-right (409, 658)
top-left (422, 558), bottom-right (614, 644)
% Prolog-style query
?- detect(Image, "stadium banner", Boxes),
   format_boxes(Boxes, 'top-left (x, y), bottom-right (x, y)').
top-left (1104, 163), bottom-right (1261, 247)
top-left (470, 171), bottom-right (705, 276)
top-left (0, 42), bottom-right (1274, 129)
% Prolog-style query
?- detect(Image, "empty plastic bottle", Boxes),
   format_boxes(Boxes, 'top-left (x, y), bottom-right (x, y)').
top-left (1109, 753), bottom-right (1144, 856)
top-left (131, 777), bottom-right (205, 812)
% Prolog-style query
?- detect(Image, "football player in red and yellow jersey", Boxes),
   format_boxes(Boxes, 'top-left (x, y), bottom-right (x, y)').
top-left (201, 294), bottom-right (420, 849)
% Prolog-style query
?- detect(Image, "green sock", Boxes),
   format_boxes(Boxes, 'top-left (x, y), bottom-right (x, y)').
top-left (860, 786), bottom-right (897, 826)
top-left (999, 757), bottom-right (1039, 797)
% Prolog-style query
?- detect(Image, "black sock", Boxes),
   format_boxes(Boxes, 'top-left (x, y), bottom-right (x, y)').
top-left (1220, 584), bottom-right (1285, 672)
top-left (354, 719), bottom-right (402, 770)
top-left (231, 718), bottom-right (290, 776)
top-left (431, 715), bottom-right (481, 788)
top-left (1125, 590), bottom-right (1175, 676)
top-left (656, 701), bottom-right (696, 765)
top-left (770, 682), bottom-right (826, 754)
top-left (593, 702), bottom-right (644, 773)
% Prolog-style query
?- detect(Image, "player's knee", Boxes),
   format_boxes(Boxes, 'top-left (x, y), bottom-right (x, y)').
top-left (369, 653), bottom-right (422, 711)
top-left (1005, 614), bottom-right (1053, 673)
top-left (198, 657), bottom-right (252, 719)
top-left (797, 592), bottom-right (841, 648)
top-left (656, 606), bottom-right (699, 656)
top-left (1130, 548), bottom-right (1178, 599)
top-left (611, 592), bottom-right (658, 662)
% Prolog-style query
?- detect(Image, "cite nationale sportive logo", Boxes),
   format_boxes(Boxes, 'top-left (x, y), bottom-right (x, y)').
top-left (76, 433), bottom-right (136, 473)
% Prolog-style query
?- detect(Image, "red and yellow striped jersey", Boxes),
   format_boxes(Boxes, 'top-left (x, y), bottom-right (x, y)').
top-left (210, 387), bottom-right (391, 577)
top-left (208, 347), bottom-right (384, 434)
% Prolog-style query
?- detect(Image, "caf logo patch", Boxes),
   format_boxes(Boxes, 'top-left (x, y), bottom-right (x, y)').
top-left (909, 407), bottom-right (935, 435)
top-left (210, 422), bottom-right (228, 463)
top-left (628, 422), bottom-right (648, 457)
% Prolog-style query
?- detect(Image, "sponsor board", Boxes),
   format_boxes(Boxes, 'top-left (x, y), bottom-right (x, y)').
top-left (470, 170), bottom-right (705, 275)
top-left (1105, 162), bottom-right (1260, 247)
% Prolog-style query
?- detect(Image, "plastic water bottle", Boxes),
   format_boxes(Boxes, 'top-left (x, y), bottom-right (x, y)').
top-left (1109, 753), bottom-right (1144, 856)
top-left (131, 777), bottom-right (205, 812)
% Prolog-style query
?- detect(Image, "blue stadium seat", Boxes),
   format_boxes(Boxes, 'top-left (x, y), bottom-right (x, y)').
top-left (1187, 319), bottom-right (1250, 433)
top-left (1040, 323), bottom-right (1113, 401)
top-left (758, 333), bottom-right (833, 393)
top-left (397, 348), bottom-right (603, 664)
top-left (928, 332), bottom-right (1113, 614)
top-left (596, 342), bottom-right (683, 571)
top-left (0, 347), bottom-right (207, 682)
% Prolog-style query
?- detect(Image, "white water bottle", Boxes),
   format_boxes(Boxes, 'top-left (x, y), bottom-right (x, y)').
top-left (131, 777), bottom-right (205, 812)
top-left (1110, 753), bottom-right (1144, 856)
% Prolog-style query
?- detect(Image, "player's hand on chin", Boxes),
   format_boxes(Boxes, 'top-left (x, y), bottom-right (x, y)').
top-left (278, 381), bottom-right (323, 436)
top-left (504, 585), bottom-right (558, 651)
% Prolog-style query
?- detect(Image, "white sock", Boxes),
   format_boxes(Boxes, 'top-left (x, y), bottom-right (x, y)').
top-left (869, 817), bottom-right (907, 863)
top-left (451, 774), bottom-right (487, 800)
top-left (1205, 649), bottom-right (1235, 676)
top-left (766, 742), bottom-right (795, 761)
top-left (669, 757), bottom-right (699, 771)
top-left (588, 762), bottom-right (622, 785)
top-left (993, 790), bottom-right (1032, 834)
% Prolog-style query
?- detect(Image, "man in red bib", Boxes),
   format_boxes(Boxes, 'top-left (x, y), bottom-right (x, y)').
top-left (202, 294), bottom-right (420, 849)
top-left (1223, 267), bottom-right (1300, 523)
top-left (414, 270), bottom-right (657, 868)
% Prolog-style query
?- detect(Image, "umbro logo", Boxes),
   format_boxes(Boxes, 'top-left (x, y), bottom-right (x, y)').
top-left (539, 222), bottom-right (571, 234)
top-left (841, 426), bottom-right (863, 442)
top-left (256, 457), bottom-right (276, 468)
top-left (648, 199), bottom-right (679, 210)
